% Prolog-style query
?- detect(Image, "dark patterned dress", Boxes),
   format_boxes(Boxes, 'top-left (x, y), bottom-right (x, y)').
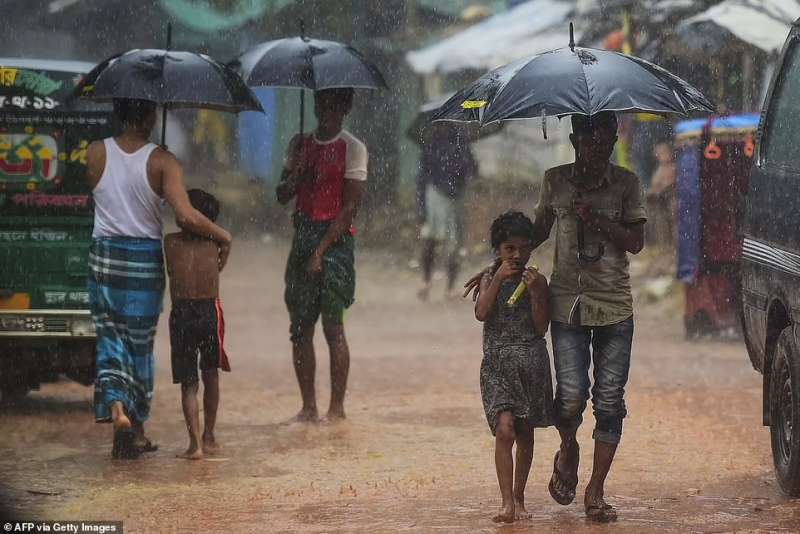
top-left (481, 279), bottom-right (554, 435)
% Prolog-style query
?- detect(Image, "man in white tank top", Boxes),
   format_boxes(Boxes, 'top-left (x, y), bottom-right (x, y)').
top-left (85, 99), bottom-right (233, 458)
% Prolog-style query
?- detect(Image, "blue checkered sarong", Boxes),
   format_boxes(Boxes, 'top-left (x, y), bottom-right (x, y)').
top-left (88, 237), bottom-right (165, 423)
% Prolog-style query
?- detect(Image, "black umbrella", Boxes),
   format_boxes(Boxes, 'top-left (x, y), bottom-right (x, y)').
top-left (77, 27), bottom-right (263, 146)
top-left (431, 24), bottom-right (714, 127)
top-left (233, 23), bottom-right (387, 137)
top-left (431, 23), bottom-right (714, 265)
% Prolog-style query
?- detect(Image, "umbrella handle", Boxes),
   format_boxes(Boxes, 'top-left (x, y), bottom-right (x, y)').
top-left (161, 22), bottom-right (173, 148)
top-left (299, 17), bottom-right (307, 139)
top-left (161, 104), bottom-right (168, 149)
top-left (577, 217), bottom-right (604, 263)
top-left (299, 89), bottom-right (304, 140)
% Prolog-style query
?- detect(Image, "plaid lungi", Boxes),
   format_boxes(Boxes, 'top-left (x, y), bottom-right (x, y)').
top-left (88, 237), bottom-right (165, 423)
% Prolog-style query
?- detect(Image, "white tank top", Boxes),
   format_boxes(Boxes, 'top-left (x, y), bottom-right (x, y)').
top-left (92, 138), bottom-right (164, 239)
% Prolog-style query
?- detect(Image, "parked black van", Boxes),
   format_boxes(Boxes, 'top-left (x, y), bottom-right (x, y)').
top-left (742, 18), bottom-right (800, 496)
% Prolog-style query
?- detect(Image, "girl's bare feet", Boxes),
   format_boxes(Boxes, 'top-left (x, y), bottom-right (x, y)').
top-left (202, 433), bottom-right (220, 455)
top-left (283, 408), bottom-right (319, 425)
top-left (322, 407), bottom-right (346, 424)
top-left (492, 501), bottom-right (515, 523)
top-left (176, 446), bottom-right (204, 460)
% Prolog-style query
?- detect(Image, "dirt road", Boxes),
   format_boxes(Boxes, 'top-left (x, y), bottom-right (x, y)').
top-left (1, 240), bottom-right (798, 533)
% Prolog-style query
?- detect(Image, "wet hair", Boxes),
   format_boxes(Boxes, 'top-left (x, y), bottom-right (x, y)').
top-left (113, 98), bottom-right (156, 125)
top-left (187, 189), bottom-right (220, 222)
top-left (314, 88), bottom-right (355, 112)
top-left (490, 211), bottom-right (535, 250)
top-left (571, 111), bottom-right (618, 136)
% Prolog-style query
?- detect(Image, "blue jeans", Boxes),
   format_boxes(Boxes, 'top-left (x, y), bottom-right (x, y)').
top-left (551, 316), bottom-right (634, 444)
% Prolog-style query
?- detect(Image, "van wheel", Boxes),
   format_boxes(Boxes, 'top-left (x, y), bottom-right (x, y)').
top-left (770, 328), bottom-right (800, 495)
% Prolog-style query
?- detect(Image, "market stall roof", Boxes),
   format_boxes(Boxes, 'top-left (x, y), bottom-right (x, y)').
top-left (680, 0), bottom-right (800, 54)
top-left (674, 113), bottom-right (760, 141)
top-left (405, 0), bottom-right (576, 75)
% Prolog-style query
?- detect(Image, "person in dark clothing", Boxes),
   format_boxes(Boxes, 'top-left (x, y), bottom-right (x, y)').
top-left (417, 123), bottom-right (478, 300)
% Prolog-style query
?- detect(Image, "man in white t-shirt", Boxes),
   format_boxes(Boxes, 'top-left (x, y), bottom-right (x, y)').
top-left (276, 88), bottom-right (367, 423)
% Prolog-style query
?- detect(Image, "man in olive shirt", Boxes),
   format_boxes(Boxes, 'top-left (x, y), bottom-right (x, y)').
top-left (535, 112), bottom-right (645, 522)
top-left (466, 112), bottom-right (645, 522)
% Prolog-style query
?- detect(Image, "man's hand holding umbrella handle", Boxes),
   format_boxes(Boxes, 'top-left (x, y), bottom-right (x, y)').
top-left (572, 198), bottom-right (644, 255)
top-left (277, 135), bottom-right (314, 204)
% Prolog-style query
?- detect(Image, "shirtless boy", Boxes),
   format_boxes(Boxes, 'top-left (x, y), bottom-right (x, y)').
top-left (165, 189), bottom-right (230, 460)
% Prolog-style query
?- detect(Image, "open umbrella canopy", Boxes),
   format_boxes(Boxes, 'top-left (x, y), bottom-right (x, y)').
top-left (430, 42), bottom-right (715, 127)
top-left (407, 93), bottom-right (503, 145)
top-left (76, 48), bottom-right (264, 113)
top-left (234, 37), bottom-right (387, 90)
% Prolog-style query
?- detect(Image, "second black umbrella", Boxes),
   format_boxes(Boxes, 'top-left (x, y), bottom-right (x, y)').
top-left (233, 29), bottom-right (387, 137)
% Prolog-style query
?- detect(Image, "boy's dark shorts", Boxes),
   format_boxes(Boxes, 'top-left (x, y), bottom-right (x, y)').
top-left (284, 214), bottom-right (355, 342)
top-left (169, 298), bottom-right (223, 384)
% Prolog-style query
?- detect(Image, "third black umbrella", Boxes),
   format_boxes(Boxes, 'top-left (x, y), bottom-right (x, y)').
top-left (431, 24), bottom-right (714, 127)
top-left (430, 23), bottom-right (714, 265)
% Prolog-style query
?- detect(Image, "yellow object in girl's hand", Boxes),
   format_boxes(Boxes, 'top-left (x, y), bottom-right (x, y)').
top-left (506, 265), bottom-right (539, 307)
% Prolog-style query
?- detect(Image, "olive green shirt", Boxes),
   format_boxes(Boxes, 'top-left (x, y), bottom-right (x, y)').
top-left (533, 163), bottom-right (647, 326)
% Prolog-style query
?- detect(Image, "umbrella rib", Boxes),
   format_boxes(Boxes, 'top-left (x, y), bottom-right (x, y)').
top-left (576, 51), bottom-right (592, 116)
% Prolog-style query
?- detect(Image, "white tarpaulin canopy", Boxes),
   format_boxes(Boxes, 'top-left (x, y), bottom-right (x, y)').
top-left (681, 0), bottom-right (800, 53)
top-left (405, 0), bottom-right (576, 75)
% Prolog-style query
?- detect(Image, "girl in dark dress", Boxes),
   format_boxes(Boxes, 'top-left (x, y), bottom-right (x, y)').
top-left (475, 211), bottom-right (553, 523)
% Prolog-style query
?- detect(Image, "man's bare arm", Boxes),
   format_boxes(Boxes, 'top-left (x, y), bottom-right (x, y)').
top-left (84, 140), bottom-right (105, 189)
top-left (276, 167), bottom-right (304, 205)
top-left (157, 150), bottom-right (233, 269)
top-left (276, 135), bottom-right (307, 205)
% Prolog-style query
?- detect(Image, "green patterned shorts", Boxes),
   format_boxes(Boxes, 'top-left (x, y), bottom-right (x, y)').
top-left (284, 214), bottom-right (355, 342)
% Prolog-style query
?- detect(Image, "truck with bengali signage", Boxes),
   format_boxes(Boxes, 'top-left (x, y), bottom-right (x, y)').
top-left (0, 59), bottom-right (114, 402)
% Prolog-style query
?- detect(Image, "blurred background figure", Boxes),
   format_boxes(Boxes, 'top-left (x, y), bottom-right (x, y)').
top-left (415, 122), bottom-right (477, 300)
top-left (646, 140), bottom-right (677, 247)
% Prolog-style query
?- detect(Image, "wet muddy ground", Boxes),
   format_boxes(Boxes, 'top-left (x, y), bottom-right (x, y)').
top-left (2, 240), bottom-right (800, 533)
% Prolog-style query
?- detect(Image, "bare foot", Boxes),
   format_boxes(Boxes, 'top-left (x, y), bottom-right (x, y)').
top-left (110, 402), bottom-right (132, 431)
top-left (514, 501), bottom-right (531, 520)
top-left (202, 434), bottom-right (220, 455)
top-left (322, 409), bottom-right (346, 424)
top-left (176, 447), bottom-right (204, 460)
top-left (585, 489), bottom-right (617, 523)
top-left (112, 412), bottom-right (132, 432)
top-left (281, 409), bottom-right (319, 425)
top-left (417, 283), bottom-right (431, 301)
top-left (492, 502), bottom-right (515, 523)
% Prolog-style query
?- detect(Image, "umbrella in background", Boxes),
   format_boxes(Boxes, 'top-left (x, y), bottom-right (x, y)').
top-left (77, 24), bottom-right (263, 147)
top-left (431, 23), bottom-right (714, 128)
top-left (232, 21), bottom-right (387, 138)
